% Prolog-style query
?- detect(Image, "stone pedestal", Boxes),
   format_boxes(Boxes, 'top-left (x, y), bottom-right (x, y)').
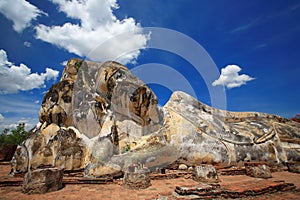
top-left (22, 168), bottom-right (64, 194)
top-left (123, 167), bottom-right (151, 189)
top-left (286, 162), bottom-right (300, 173)
top-left (245, 162), bottom-right (272, 178)
top-left (178, 164), bottom-right (188, 170)
top-left (193, 164), bottom-right (218, 183)
top-left (159, 168), bottom-right (166, 174)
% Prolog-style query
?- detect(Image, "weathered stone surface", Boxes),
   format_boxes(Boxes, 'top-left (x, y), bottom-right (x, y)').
top-left (193, 164), bottom-right (218, 183)
top-left (11, 124), bottom-right (89, 173)
top-left (245, 162), bottom-right (272, 178)
top-left (174, 180), bottom-right (296, 199)
top-left (286, 161), bottom-right (300, 173)
top-left (11, 144), bottom-right (28, 173)
top-left (22, 168), bottom-right (63, 194)
top-left (174, 183), bottom-right (221, 198)
top-left (85, 162), bottom-right (122, 178)
top-left (161, 91), bottom-right (300, 166)
top-left (123, 167), bottom-right (151, 189)
top-left (39, 58), bottom-right (81, 127)
top-left (11, 58), bottom-right (300, 178)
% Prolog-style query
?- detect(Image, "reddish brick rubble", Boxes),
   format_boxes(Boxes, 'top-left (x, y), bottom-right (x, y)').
top-left (1, 163), bottom-right (300, 200)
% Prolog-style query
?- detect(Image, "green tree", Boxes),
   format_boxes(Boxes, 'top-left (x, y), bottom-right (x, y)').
top-left (0, 128), bottom-right (9, 147)
top-left (0, 123), bottom-right (28, 149)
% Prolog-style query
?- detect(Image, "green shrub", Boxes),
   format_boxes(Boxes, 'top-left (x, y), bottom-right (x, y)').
top-left (0, 123), bottom-right (28, 150)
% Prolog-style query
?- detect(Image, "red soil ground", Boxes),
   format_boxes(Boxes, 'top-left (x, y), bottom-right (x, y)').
top-left (0, 162), bottom-right (299, 200)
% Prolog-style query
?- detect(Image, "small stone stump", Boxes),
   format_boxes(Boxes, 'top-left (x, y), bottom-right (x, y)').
top-left (178, 164), bottom-right (188, 170)
top-left (286, 161), bottom-right (300, 173)
top-left (245, 162), bottom-right (272, 178)
top-left (193, 164), bottom-right (218, 183)
top-left (158, 168), bottom-right (166, 174)
top-left (123, 166), bottom-right (151, 189)
top-left (22, 168), bottom-right (64, 194)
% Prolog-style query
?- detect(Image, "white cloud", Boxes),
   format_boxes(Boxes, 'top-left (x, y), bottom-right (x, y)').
top-left (0, 113), bottom-right (4, 122)
top-left (0, 94), bottom-right (40, 131)
top-left (0, 118), bottom-right (36, 131)
top-left (24, 41), bottom-right (31, 47)
top-left (43, 68), bottom-right (60, 81)
top-left (60, 60), bottom-right (68, 66)
top-left (35, 0), bottom-right (149, 64)
top-left (0, 0), bottom-right (46, 33)
top-left (0, 49), bottom-right (59, 94)
top-left (212, 65), bottom-right (255, 89)
top-left (0, 95), bottom-right (40, 117)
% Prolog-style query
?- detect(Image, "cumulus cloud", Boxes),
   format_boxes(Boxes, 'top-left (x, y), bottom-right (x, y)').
top-left (35, 0), bottom-right (149, 64)
top-left (212, 65), bottom-right (255, 89)
top-left (0, 118), bottom-right (36, 131)
top-left (0, 94), bottom-right (40, 131)
top-left (0, 49), bottom-right (59, 94)
top-left (0, 0), bottom-right (46, 33)
top-left (0, 113), bottom-right (4, 122)
top-left (60, 60), bottom-right (68, 66)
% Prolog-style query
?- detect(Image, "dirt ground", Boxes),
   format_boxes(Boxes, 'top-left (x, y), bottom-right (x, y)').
top-left (0, 162), bottom-right (299, 200)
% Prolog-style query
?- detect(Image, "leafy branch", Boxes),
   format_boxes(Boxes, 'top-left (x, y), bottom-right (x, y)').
top-left (0, 123), bottom-right (28, 150)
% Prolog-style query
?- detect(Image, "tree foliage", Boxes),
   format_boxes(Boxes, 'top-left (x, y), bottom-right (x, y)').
top-left (0, 123), bottom-right (28, 149)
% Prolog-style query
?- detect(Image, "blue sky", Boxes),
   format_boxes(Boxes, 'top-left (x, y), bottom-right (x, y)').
top-left (0, 0), bottom-right (299, 130)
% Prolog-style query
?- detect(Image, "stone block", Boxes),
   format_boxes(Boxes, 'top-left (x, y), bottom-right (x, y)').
top-left (178, 164), bottom-right (188, 170)
top-left (193, 164), bottom-right (218, 183)
top-left (123, 167), bottom-right (151, 189)
top-left (286, 161), bottom-right (300, 173)
top-left (245, 162), bottom-right (272, 178)
top-left (22, 168), bottom-right (64, 194)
